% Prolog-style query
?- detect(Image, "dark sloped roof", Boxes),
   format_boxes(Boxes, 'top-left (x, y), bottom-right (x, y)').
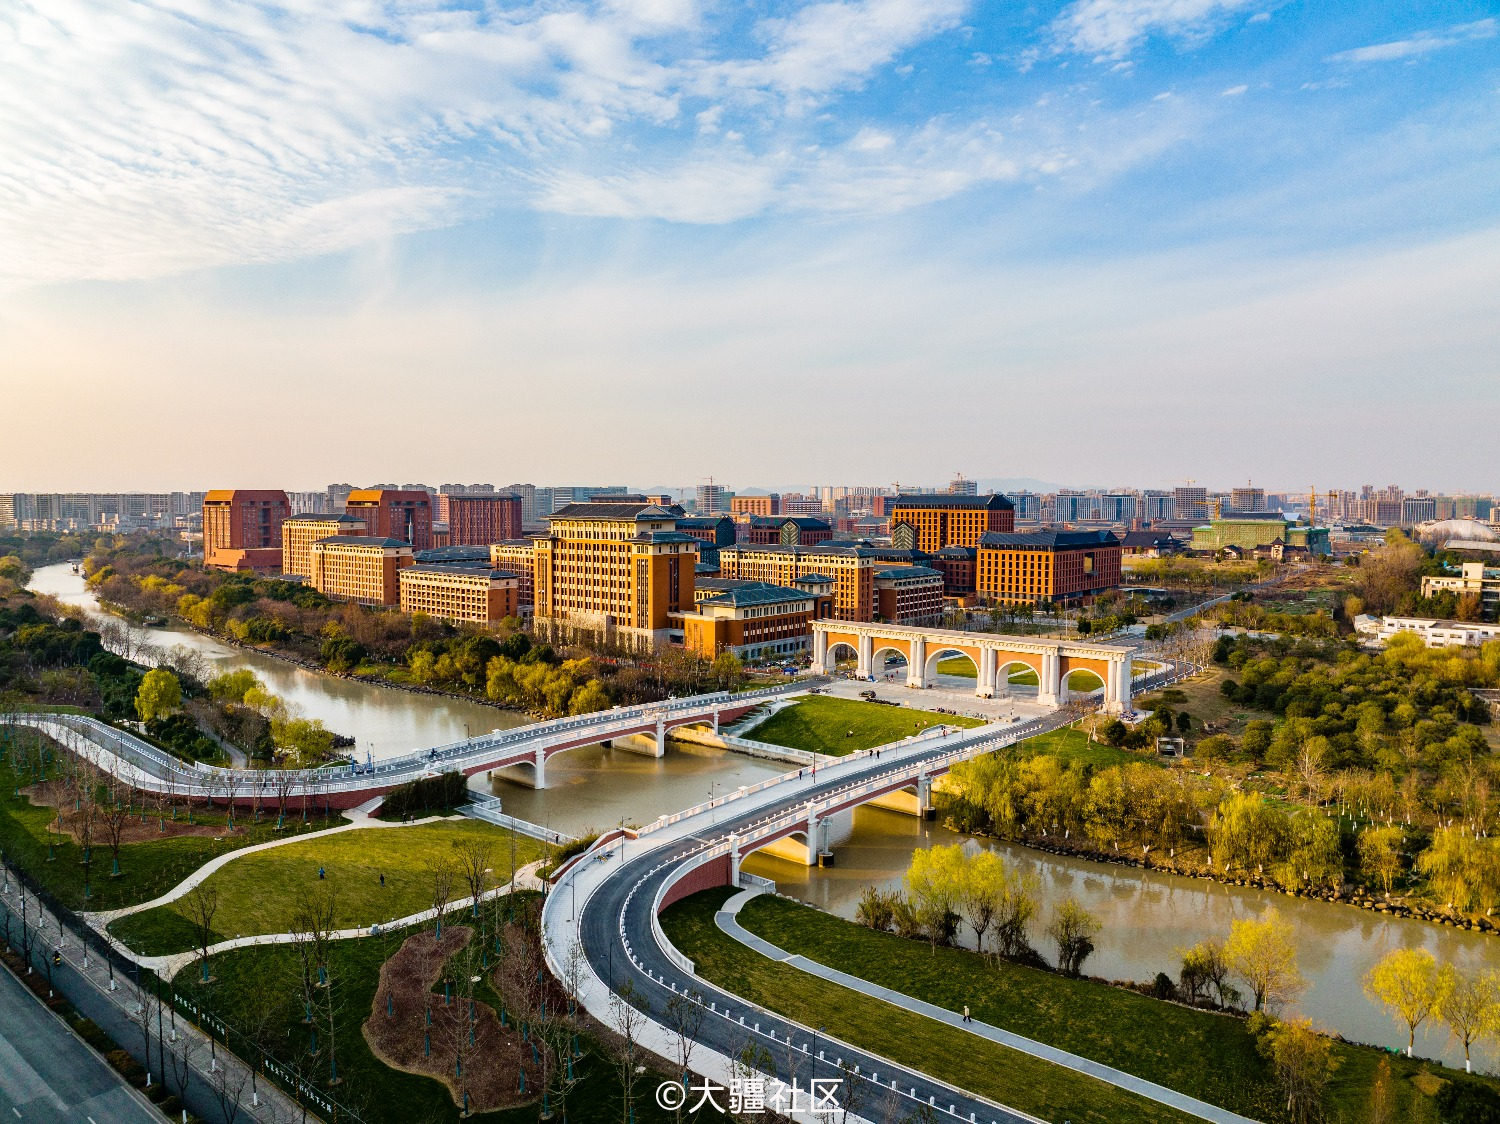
top-left (979, 530), bottom-right (1120, 549)
top-left (315, 535), bottom-right (411, 548)
top-left (1120, 531), bottom-right (1175, 547)
top-left (286, 513), bottom-right (363, 523)
top-left (632, 531), bottom-right (701, 544)
top-left (747, 515), bottom-right (832, 529)
top-left (548, 502), bottom-right (679, 521)
top-left (875, 566), bottom-right (944, 580)
top-left (414, 546), bottom-right (493, 563)
top-left (890, 493), bottom-right (1014, 511)
top-left (793, 572), bottom-right (835, 583)
top-left (405, 563), bottom-right (517, 579)
top-left (698, 583), bottom-right (813, 608)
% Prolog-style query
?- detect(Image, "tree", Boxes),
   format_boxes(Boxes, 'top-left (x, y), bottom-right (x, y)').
top-left (709, 651), bottom-right (745, 691)
top-left (135, 668), bottom-right (182, 723)
top-left (956, 850), bottom-right (1006, 954)
top-left (1046, 898), bottom-right (1100, 977)
top-left (1226, 908), bottom-right (1305, 1013)
top-left (454, 837), bottom-right (492, 920)
top-left (1258, 1017), bottom-right (1337, 1124)
top-left (1365, 947), bottom-right (1443, 1057)
top-left (428, 857), bottom-right (455, 940)
top-left (904, 844), bottom-right (965, 951)
top-left (182, 883), bottom-right (220, 983)
top-left (663, 989), bottom-right (705, 1122)
top-left (1358, 826), bottom-right (1405, 895)
top-left (610, 980), bottom-right (648, 1124)
top-left (1178, 939), bottom-right (1231, 1006)
top-left (1436, 964), bottom-right (1500, 1073)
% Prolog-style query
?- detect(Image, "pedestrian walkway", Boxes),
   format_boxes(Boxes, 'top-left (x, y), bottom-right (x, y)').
top-left (715, 890), bottom-right (1263, 1124)
top-left (137, 859), bottom-right (548, 977)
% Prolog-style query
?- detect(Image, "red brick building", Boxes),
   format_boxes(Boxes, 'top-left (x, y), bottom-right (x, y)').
top-left (743, 516), bottom-right (833, 547)
top-left (874, 566), bottom-right (945, 625)
top-left (436, 494), bottom-right (522, 545)
top-left (202, 489), bottom-right (289, 571)
top-left (345, 489), bottom-right (433, 550)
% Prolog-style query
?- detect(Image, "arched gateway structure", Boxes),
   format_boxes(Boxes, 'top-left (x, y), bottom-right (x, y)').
top-left (813, 620), bottom-right (1134, 713)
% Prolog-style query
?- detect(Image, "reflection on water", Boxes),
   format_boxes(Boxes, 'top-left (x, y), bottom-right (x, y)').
top-left (745, 805), bottom-right (1500, 1073)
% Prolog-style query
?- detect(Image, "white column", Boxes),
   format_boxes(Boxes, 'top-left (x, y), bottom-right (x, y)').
top-left (907, 636), bottom-right (926, 687)
top-left (729, 833), bottom-right (742, 886)
top-left (804, 811), bottom-right (820, 867)
top-left (856, 634), bottom-right (873, 679)
top-left (532, 746), bottom-right (548, 789)
top-left (712, 708), bottom-right (721, 735)
top-left (977, 647), bottom-right (997, 698)
top-left (813, 629), bottom-right (829, 670)
top-left (1107, 655), bottom-right (1133, 714)
top-left (1037, 648), bottom-right (1061, 707)
top-left (654, 718), bottom-right (667, 757)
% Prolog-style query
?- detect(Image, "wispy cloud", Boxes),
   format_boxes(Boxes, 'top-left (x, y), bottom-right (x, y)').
top-left (1326, 18), bottom-right (1496, 65)
top-left (1049, 0), bottom-right (1260, 60)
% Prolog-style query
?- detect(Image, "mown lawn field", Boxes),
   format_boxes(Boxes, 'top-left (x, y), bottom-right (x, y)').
top-left (662, 888), bottom-right (1200, 1124)
top-left (110, 819), bottom-right (549, 953)
top-left (751, 696), bottom-right (982, 755)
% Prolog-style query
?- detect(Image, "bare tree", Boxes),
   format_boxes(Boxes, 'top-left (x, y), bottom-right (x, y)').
top-left (291, 883), bottom-right (340, 1087)
top-left (428, 857), bottom-right (455, 940)
top-left (663, 987), bottom-right (704, 1119)
top-left (165, 1036), bottom-right (199, 1107)
top-left (272, 768), bottom-right (298, 830)
top-left (182, 883), bottom-right (220, 983)
top-left (98, 770), bottom-right (133, 879)
top-left (609, 980), bottom-right (649, 1124)
top-left (454, 838), bottom-right (492, 921)
top-left (209, 1049), bottom-right (252, 1124)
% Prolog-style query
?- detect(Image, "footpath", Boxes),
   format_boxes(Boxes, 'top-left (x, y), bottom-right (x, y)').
top-left (715, 889), bottom-right (1260, 1124)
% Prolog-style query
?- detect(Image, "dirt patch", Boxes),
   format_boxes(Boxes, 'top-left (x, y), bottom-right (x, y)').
top-left (363, 925), bottom-right (539, 1112)
top-left (21, 779), bottom-right (246, 846)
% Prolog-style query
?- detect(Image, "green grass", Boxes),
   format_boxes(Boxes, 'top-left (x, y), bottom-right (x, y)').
top-left (668, 889), bottom-right (1476, 1124)
top-left (932, 658), bottom-right (1043, 687)
top-left (172, 899), bottom-right (677, 1124)
top-left (1018, 725), bottom-right (1146, 769)
top-left (751, 696), bottom-right (982, 756)
top-left (111, 819), bottom-right (550, 954)
top-left (0, 747), bottom-right (343, 912)
top-left (662, 888), bottom-right (1198, 1124)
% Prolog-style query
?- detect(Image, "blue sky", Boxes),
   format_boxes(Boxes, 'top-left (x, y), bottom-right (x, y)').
top-left (1, 0), bottom-right (1496, 492)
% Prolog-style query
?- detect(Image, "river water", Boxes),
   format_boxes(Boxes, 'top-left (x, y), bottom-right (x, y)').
top-left (28, 563), bottom-right (1499, 1071)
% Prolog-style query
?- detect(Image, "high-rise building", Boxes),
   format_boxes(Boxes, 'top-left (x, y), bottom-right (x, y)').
top-left (887, 494), bottom-right (1015, 552)
top-left (436, 494), bottom-right (523, 545)
top-left (1173, 486), bottom-right (1209, 522)
top-left (695, 482), bottom-right (727, 514)
top-left (345, 489), bottom-right (433, 549)
top-left (1230, 485), bottom-right (1266, 513)
top-left (1098, 494), bottom-right (1137, 524)
top-left (946, 474), bottom-right (978, 496)
top-left (0, 494), bottom-right (14, 531)
top-left (202, 489), bottom-right (290, 571)
top-left (533, 502), bottom-right (699, 644)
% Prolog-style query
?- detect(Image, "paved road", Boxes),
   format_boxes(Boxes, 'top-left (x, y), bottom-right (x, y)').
top-left (0, 962), bottom-right (158, 1124)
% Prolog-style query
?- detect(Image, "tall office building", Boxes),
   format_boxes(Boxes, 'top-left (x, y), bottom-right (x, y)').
top-left (436, 494), bottom-right (523, 545)
top-left (533, 501), bottom-right (699, 644)
top-left (1173, 486), bottom-right (1209, 522)
top-left (202, 489), bottom-right (290, 571)
top-left (695, 482), bottom-right (727, 514)
top-left (946, 474), bottom-right (978, 496)
top-left (887, 494), bottom-right (1016, 552)
top-left (1230, 485), bottom-right (1266, 512)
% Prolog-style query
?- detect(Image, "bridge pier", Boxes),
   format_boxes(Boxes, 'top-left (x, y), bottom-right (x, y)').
top-left (917, 773), bottom-right (935, 820)
top-left (856, 635), bottom-right (873, 680)
top-left (977, 648), bottom-right (997, 698)
top-left (906, 636), bottom-right (927, 689)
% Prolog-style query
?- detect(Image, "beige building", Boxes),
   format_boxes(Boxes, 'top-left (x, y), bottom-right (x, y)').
top-left (1421, 562), bottom-right (1500, 617)
top-left (716, 543), bottom-right (880, 621)
top-left (399, 563), bottom-right (520, 624)
top-left (281, 514), bottom-right (367, 577)
top-left (309, 536), bottom-right (414, 606)
top-left (533, 502), bottom-right (698, 644)
top-left (489, 539), bottom-right (539, 607)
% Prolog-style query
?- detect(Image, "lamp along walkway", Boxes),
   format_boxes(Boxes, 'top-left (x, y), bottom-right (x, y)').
top-left (715, 889), bottom-right (1262, 1124)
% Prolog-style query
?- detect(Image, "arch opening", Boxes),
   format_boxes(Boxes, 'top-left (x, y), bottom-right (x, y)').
top-left (995, 659), bottom-right (1040, 699)
top-left (824, 641), bottom-right (858, 673)
top-left (1061, 667), bottom-right (1106, 702)
top-left (871, 646), bottom-right (908, 683)
top-left (925, 647), bottom-right (979, 686)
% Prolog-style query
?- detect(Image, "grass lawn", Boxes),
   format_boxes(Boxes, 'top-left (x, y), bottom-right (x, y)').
top-left (110, 819), bottom-right (550, 954)
top-left (0, 751), bottom-right (343, 912)
top-left (662, 888), bottom-right (1198, 1124)
top-left (172, 899), bottom-right (677, 1124)
top-left (1018, 725), bottom-right (1145, 770)
top-left (1134, 666), bottom-right (1278, 740)
top-left (751, 696), bottom-right (982, 756)
top-left (933, 658), bottom-right (1043, 687)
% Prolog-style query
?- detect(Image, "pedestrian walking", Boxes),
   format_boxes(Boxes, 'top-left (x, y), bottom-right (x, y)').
top-left (962, 1005), bottom-right (970, 1023)
top-left (379, 872), bottom-right (385, 887)
top-left (318, 865), bottom-right (325, 880)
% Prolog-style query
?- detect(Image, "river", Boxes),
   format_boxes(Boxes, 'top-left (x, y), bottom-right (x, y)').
top-left (28, 562), bottom-right (1499, 1072)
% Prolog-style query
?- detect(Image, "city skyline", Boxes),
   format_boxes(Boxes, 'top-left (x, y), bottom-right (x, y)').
top-left (2, 1), bottom-right (1497, 487)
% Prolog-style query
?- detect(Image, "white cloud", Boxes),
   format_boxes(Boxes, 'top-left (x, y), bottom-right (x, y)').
top-left (1326, 18), bottom-right (1496, 65)
top-left (1050, 0), bottom-right (1259, 60)
top-left (1221, 83), bottom-right (1248, 96)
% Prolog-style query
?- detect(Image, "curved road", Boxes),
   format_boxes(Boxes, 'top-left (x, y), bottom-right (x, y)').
top-left (546, 660), bottom-right (1195, 1124)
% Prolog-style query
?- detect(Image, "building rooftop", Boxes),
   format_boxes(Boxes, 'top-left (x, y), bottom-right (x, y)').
top-left (794, 572), bottom-right (835, 584)
top-left (697, 583), bottom-right (813, 608)
top-left (414, 545), bottom-right (493, 563)
top-left (875, 566), bottom-right (944, 580)
top-left (1120, 530), bottom-right (1179, 548)
top-left (548, 502), bottom-right (680, 522)
top-left (314, 535), bottom-right (411, 549)
top-left (747, 515), bottom-right (832, 529)
top-left (979, 530), bottom-right (1121, 549)
top-left (890, 493), bottom-right (1014, 511)
top-left (286, 513), bottom-right (364, 523)
top-left (405, 563), bottom-right (518, 579)
top-left (723, 542), bottom-right (883, 559)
